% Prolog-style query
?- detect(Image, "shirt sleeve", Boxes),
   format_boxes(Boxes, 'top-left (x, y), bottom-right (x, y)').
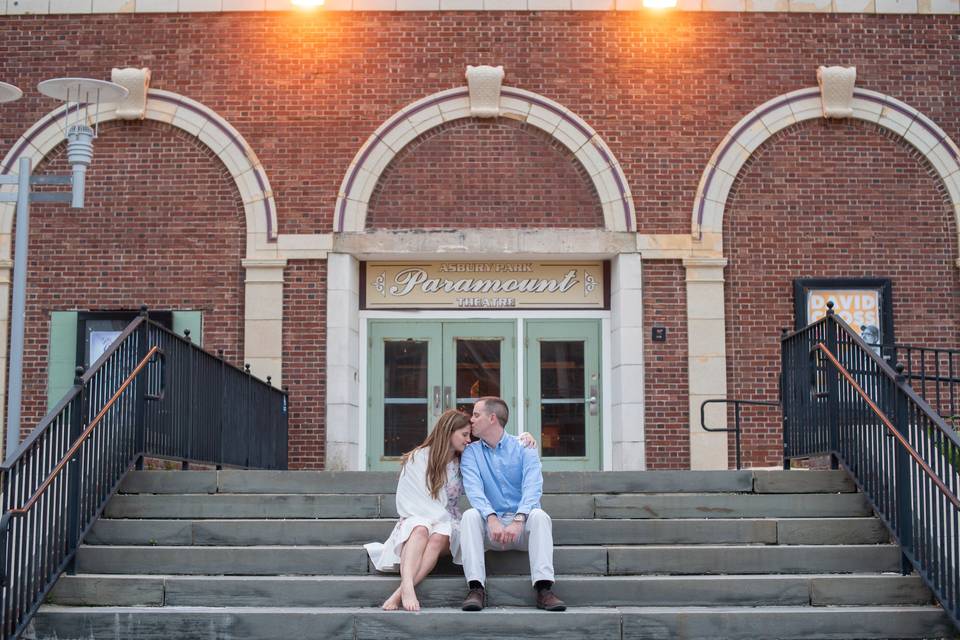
top-left (517, 447), bottom-right (543, 515)
top-left (460, 445), bottom-right (496, 519)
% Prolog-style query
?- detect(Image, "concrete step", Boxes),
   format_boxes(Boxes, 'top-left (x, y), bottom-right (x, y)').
top-left (85, 517), bottom-right (889, 547)
top-left (27, 605), bottom-right (955, 640)
top-left (74, 544), bottom-right (901, 576)
top-left (118, 470), bottom-right (855, 496)
top-left (48, 574), bottom-right (934, 608)
top-left (103, 491), bottom-right (872, 520)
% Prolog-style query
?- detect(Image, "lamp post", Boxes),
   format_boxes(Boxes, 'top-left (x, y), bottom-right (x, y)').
top-left (0, 78), bottom-right (128, 457)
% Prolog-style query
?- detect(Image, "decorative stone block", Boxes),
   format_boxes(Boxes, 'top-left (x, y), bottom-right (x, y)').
top-left (817, 66), bottom-right (857, 118)
top-left (465, 65), bottom-right (504, 118)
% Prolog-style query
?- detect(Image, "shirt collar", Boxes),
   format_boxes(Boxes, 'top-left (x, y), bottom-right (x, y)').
top-left (481, 430), bottom-right (510, 450)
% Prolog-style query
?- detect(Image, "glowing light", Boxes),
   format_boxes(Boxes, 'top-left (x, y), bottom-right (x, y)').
top-left (292, 0), bottom-right (324, 8)
top-left (643, 0), bottom-right (676, 7)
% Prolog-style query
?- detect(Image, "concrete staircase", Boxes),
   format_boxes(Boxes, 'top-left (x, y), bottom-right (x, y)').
top-left (27, 470), bottom-right (957, 639)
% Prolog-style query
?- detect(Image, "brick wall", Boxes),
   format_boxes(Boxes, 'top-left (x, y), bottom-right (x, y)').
top-left (2, 14), bottom-right (958, 236)
top-left (367, 118), bottom-right (603, 229)
top-left (282, 260), bottom-right (327, 469)
top-left (642, 261), bottom-right (690, 469)
top-left (1, 13), bottom-right (958, 469)
top-left (724, 118), bottom-right (959, 468)
top-left (21, 119), bottom-right (245, 432)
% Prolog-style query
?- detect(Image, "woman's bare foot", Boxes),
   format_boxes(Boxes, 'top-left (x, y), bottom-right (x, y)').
top-left (400, 583), bottom-right (420, 612)
top-left (382, 588), bottom-right (402, 611)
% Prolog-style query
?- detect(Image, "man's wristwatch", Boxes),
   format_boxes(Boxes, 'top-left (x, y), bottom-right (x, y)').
top-left (513, 513), bottom-right (527, 523)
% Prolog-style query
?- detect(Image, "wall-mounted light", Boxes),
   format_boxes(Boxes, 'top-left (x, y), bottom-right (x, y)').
top-left (291, 0), bottom-right (325, 8)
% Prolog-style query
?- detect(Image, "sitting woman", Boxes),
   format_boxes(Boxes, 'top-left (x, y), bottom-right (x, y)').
top-left (365, 409), bottom-right (535, 611)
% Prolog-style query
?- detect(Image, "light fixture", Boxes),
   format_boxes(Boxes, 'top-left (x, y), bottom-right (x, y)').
top-left (0, 76), bottom-right (128, 457)
top-left (291, 0), bottom-right (325, 8)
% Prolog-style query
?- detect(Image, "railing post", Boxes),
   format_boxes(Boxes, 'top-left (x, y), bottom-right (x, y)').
top-left (780, 327), bottom-right (791, 470)
top-left (182, 329), bottom-right (193, 471)
top-left (244, 364), bottom-right (252, 468)
top-left (217, 349), bottom-right (226, 472)
top-left (893, 364), bottom-right (914, 576)
top-left (65, 366), bottom-right (86, 575)
top-left (134, 306), bottom-right (149, 471)
top-left (824, 307), bottom-right (841, 469)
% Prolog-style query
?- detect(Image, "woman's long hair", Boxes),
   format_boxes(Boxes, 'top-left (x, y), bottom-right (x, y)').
top-left (401, 409), bottom-right (470, 501)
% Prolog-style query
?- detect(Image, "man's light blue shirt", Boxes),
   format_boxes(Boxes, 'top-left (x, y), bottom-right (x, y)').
top-left (460, 430), bottom-right (543, 519)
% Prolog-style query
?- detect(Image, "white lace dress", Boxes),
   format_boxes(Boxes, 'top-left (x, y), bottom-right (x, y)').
top-left (364, 447), bottom-right (464, 572)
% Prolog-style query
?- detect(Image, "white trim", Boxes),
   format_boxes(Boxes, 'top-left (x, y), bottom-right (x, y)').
top-left (12, 1), bottom-right (959, 11)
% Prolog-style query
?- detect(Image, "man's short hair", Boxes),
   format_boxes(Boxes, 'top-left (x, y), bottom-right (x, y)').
top-left (479, 396), bottom-right (509, 427)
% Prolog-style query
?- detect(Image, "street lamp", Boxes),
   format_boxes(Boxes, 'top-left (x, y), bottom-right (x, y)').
top-left (0, 77), bottom-right (128, 457)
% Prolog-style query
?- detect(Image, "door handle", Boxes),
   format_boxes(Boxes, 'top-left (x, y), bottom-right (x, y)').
top-left (444, 386), bottom-right (452, 410)
top-left (433, 386), bottom-right (441, 416)
top-left (588, 384), bottom-right (599, 416)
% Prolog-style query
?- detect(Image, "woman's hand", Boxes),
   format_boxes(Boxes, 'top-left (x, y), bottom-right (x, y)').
top-left (519, 432), bottom-right (537, 449)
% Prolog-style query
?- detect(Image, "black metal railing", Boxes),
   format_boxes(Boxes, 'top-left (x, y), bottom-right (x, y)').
top-left (879, 343), bottom-right (960, 427)
top-left (0, 310), bottom-right (287, 639)
top-left (700, 398), bottom-right (780, 470)
top-left (782, 306), bottom-right (960, 631)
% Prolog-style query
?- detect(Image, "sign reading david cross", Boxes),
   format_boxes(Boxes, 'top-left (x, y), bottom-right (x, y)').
top-left (362, 262), bottom-right (607, 310)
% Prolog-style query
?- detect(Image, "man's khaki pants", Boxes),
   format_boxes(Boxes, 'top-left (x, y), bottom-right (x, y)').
top-left (460, 507), bottom-right (556, 587)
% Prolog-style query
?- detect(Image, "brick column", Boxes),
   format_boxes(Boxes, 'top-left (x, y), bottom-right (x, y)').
top-left (683, 257), bottom-right (729, 470)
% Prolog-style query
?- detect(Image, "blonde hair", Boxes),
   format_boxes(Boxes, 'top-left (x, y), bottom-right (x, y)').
top-left (401, 409), bottom-right (471, 500)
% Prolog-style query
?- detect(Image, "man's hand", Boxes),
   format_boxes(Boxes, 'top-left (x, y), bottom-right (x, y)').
top-left (502, 520), bottom-right (524, 545)
top-left (487, 515), bottom-right (506, 544)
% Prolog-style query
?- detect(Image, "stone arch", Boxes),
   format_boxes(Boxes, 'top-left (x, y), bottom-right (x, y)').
top-left (692, 87), bottom-right (960, 259)
top-left (335, 86), bottom-right (636, 233)
top-left (0, 88), bottom-right (278, 257)
top-left (366, 116), bottom-right (605, 230)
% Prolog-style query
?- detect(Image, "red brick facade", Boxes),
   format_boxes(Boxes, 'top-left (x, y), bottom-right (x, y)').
top-left (1, 12), bottom-right (958, 469)
top-left (724, 118), bottom-right (959, 468)
top-left (367, 118), bottom-right (603, 229)
top-left (642, 261), bottom-right (690, 470)
top-left (20, 120), bottom-right (245, 431)
top-left (282, 261), bottom-right (327, 470)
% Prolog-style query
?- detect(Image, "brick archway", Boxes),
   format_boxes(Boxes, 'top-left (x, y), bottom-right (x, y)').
top-left (692, 87), bottom-right (960, 258)
top-left (334, 86), bottom-right (636, 233)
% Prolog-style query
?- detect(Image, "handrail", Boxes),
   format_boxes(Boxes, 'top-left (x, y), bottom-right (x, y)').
top-left (700, 398), bottom-right (779, 470)
top-left (3, 346), bottom-right (161, 519)
top-left (0, 310), bottom-right (288, 640)
top-left (782, 305), bottom-right (960, 633)
top-left (827, 311), bottom-right (960, 448)
top-left (812, 343), bottom-right (960, 509)
top-left (0, 315), bottom-right (147, 470)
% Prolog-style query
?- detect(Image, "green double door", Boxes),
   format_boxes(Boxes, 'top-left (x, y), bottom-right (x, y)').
top-left (367, 319), bottom-right (601, 471)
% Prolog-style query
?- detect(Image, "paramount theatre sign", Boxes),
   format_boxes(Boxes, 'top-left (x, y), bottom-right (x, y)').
top-left (363, 261), bottom-right (607, 310)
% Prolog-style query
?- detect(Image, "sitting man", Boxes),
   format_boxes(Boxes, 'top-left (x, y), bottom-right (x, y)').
top-left (459, 396), bottom-right (565, 612)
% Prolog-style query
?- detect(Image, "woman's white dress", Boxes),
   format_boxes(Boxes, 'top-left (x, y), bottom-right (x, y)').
top-left (364, 447), bottom-right (463, 572)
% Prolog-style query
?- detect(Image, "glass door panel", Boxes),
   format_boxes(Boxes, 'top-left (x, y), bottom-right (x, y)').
top-left (368, 322), bottom-right (442, 470)
top-left (368, 320), bottom-right (516, 469)
top-left (525, 320), bottom-right (601, 470)
top-left (443, 322), bottom-right (517, 432)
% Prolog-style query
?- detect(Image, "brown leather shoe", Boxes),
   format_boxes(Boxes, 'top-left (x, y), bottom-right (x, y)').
top-left (536, 589), bottom-right (566, 611)
top-left (461, 586), bottom-right (485, 611)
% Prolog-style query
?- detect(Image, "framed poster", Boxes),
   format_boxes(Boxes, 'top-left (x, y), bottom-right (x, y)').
top-left (793, 278), bottom-right (894, 346)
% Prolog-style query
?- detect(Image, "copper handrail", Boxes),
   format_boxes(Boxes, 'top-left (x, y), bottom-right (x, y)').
top-left (814, 343), bottom-right (960, 510)
top-left (7, 345), bottom-right (161, 517)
